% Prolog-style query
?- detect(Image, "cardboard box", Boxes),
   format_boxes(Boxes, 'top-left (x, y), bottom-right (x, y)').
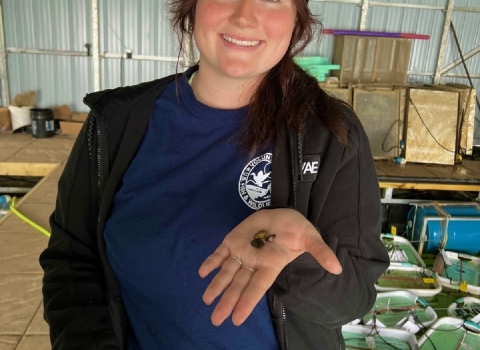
top-left (0, 107), bottom-right (12, 133)
top-left (59, 121), bottom-right (84, 136)
top-left (53, 105), bottom-right (73, 121)
top-left (332, 35), bottom-right (412, 84)
top-left (72, 112), bottom-right (88, 122)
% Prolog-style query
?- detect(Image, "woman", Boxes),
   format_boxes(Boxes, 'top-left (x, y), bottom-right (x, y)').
top-left (40, 0), bottom-right (389, 349)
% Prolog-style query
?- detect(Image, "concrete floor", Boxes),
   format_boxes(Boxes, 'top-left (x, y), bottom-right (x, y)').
top-left (0, 134), bottom-right (73, 350)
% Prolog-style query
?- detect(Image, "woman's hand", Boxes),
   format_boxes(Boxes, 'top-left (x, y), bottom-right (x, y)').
top-left (198, 208), bottom-right (342, 326)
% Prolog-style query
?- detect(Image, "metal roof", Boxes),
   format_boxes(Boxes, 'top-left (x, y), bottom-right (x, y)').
top-left (2, 0), bottom-right (480, 124)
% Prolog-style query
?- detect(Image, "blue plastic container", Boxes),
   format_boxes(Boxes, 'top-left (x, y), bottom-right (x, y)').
top-left (406, 204), bottom-right (480, 255)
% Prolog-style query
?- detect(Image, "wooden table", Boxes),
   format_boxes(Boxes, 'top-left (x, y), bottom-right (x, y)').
top-left (0, 133), bottom-right (76, 348)
top-left (376, 159), bottom-right (480, 203)
top-left (0, 133), bottom-right (75, 176)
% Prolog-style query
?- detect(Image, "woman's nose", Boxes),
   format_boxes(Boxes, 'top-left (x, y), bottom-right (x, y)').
top-left (230, 0), bottom-right (258, 28)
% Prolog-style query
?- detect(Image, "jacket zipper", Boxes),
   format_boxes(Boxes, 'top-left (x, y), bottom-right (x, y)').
top-left (282, 305), bottom-right (289, 350)
top-left (281, 130), bottom-right (300, 350)
top-left (91, 111), bottom-right (128, 348)
top-left (96, 117), bottom-right (102, 207)
top-left (87, 111), bottom-right (103, 208)
top-left (288, 130), bottom-right (298, 210)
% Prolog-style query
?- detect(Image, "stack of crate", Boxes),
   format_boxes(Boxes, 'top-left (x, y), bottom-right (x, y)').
top-left (327, 35), bottom-right (475, 165)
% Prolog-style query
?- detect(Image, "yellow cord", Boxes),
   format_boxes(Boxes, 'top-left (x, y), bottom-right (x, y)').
top-left (10, 197), bottom-right (51, 238)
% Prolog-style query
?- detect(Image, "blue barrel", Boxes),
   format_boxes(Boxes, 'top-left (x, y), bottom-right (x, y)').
top-left (406, 204), bottom-right (480, 255)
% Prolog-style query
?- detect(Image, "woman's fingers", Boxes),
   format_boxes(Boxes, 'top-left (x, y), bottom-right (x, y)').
top-left (198, 244), bottom-right (230, 278)
top-left (202, 256), bottom-right (242, 305)
top-left (211, 265), bottom-right (279, 326)
top-left (210, 267), bottom-right (253, 325)
top-left (231, 266), bottom-right (279, 325)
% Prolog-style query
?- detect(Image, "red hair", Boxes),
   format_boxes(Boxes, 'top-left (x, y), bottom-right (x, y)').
top-left (169, 0), bottom-right (348, 152)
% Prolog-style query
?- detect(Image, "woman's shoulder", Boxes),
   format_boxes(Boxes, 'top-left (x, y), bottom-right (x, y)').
top-left (83, 74), bottom-right (178, 116)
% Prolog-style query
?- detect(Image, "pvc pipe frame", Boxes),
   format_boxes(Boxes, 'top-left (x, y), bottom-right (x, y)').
top-left (409, 202), bottom-right (480, 255)
top-left (413, 216), bottom-right (480, 255)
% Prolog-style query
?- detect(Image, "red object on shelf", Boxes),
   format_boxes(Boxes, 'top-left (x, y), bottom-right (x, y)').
top-left (322, 29), bottom-right (429, 40)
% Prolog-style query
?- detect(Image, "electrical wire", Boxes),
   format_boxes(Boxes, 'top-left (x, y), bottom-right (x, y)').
top-left (9, 197), bottom-right (50, 238)
top-left (413, 311), bottom-right (438, 350)
top-left (407, 96), bottom-right (455, 153)
top-left (344, 309), bottom-right (472, 350)
top-left (382, 119), bottom-right (404, 153)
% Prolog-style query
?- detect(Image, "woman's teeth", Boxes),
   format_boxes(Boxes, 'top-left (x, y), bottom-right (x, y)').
top-left (222, 35), bottom-right (260, 47)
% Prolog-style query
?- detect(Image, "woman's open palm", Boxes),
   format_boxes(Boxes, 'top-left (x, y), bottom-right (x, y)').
top-left (199, 208), bottom-right (342, 326)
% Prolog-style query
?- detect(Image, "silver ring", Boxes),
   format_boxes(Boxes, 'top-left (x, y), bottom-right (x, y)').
top-left (242, 266), bottom-right (255, 274)
top-left (228, 256), bottom-right (242, 266)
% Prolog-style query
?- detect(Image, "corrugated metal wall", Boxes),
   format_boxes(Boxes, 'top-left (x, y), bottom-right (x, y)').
top-left (4, 0), bottom-right (92, 111)
top-left (3, 0), bottom-right (178, 111)
top-left (99, 0), bottom-right (178, 91)
top-left (2, 0), bottom-right (480, 123)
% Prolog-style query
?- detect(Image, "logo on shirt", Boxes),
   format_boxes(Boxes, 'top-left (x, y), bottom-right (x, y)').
top-left (238, 153), bottom-right (272, 210)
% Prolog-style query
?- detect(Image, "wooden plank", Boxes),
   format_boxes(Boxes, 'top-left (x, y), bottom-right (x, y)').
top-left (0, 148), bottom-right (19, 162)
top-left (0, 162), bottom-right (59, 177)
top-left (461, 160), bottom-right (480, 176)
top-left (8, 148), bottom-right (72, 163)
top-left (0, 134), bottom-right (34, 149)
top-left (375, 161), bottom-right (438, 179)
top-left (378, 182), bottom-right (480, 191)
top-left (420, 163), bottom-right (480, 181)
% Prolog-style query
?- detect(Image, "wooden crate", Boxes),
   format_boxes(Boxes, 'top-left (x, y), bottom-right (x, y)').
top-left (332, 35), bottom-right (412, 84)
top-left (319, 82), bottom-right (352, 105)
top-left (424, 84), bottom-right (476, 156)
top-left (353, 86), bottom-right (407, 159)
top-left (405, 88), bottom-right (458, 165)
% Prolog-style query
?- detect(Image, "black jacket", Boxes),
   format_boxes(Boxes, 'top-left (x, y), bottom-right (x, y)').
top-left (40, 73), bottom-right (389, 350)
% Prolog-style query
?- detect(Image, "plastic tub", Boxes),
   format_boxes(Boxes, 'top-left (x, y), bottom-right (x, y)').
top-left (447, 297), bottom-right (480, 323)
top-left (436, 251), bottom-right (480, 295)
top-left (375, 266), bottom-right (442, 297)
top-left (294, 56), bottom-right (341, 81)
top-left (381, 233), bottom-right (426, 267)
top-left (342, 324), bottom-right (419, 349)
top-left (363, 291), bottom-right (437, 333)
top-left (417, 317), bottom-right (480, 349)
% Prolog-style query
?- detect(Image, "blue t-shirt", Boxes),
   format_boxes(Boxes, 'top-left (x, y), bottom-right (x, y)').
top-left (104, 69), bottom-right (279, 350)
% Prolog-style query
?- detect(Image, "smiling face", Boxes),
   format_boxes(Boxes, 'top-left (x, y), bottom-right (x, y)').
top-left (193, 0), bottom-right (297, 84)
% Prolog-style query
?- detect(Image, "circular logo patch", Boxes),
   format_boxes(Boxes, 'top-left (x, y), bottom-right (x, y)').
top-left (238, 153), bottom-right (272, 210)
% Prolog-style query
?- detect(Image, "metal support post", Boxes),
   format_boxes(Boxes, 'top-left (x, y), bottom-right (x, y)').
top-left (434, 0), bottom-right (455, 84)
top-left (0, 3), bottom-right (10, 106)
top-left (91, 0), bottom-right (101, 92)
top-left (441, 46), bottom-right (480, 75)
top-left (359, 0), bottom-right (369, 30)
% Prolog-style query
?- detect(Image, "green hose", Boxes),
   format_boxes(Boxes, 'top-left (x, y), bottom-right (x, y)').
top-left (10, 197), bottom-right (51, 238)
